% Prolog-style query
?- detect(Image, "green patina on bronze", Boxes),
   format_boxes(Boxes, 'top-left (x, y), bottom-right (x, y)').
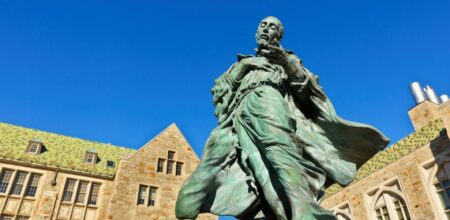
top-left (176, 17), bottom-right (389, 220)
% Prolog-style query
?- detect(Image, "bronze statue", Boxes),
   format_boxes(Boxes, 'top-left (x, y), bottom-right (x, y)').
top-left (176, 16), bottom-right (389, 220)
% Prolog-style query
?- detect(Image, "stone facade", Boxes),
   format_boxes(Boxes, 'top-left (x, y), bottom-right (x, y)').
top-left (0, 159), bottom-right (115, 220)
top-left (322, 100), bottom-right (450, 220)
top-left (408, 100), bottom-right (450, 132)
top-left (0, 123), bottom-right (218, 220)
top-left (105, 125), bottom-right (215, 220)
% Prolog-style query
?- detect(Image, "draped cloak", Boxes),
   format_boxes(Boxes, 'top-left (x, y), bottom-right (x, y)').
top-left (176, 54), bottom-right (389, 220)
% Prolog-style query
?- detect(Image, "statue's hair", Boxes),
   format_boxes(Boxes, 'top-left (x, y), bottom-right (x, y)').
top-left (263, 16), bottom-right (284, 40)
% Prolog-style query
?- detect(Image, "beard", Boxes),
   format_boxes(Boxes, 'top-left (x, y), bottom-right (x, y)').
top-left (256, 35), bottom-right (280, 49)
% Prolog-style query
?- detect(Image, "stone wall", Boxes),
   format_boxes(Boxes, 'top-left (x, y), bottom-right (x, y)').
top-left (105, 124), bottom-right (217, 220)
top-left (408, 100), bottom-right (450, 131)
top-left (0, 123), bottom-right (218, 220)
top-left (321, 135), bottom-right (450, 220)
top-left (0, 161), bottom-right (111, 220)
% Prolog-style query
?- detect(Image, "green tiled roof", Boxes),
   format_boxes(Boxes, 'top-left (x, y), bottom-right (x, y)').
top-left (324, 119), bottom-right (445, 198)
top-left (0, 122), bottom-right (136, 178)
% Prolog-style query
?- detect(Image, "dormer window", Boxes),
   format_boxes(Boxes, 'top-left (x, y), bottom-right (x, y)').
top-left (106, 160), bottom-right (115, 168)
top-left (84, 149), bottom-right (98, 164)
top-left (26, 139), bottom-right (43, 154)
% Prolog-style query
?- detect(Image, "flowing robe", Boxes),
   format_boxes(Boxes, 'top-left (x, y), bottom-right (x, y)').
top-left (176, 54), bottom-right (389, 220)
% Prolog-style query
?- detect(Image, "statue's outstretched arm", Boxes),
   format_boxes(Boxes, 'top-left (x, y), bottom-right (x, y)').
top-left (283, 54), bottom-right (312, 96)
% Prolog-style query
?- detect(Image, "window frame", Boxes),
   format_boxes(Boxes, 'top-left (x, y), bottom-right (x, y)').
top-left (75, 181), bottom-right (89, 204)
top-left (167, 150), bottom-right (176, 160)
top-left (366, 178), bottom-right (412, 220)
top-left (137, 184), bottom-right (158, 207)
top-left (331, 202), bottom-right (353, 220)
top-left (166, 160), bottom-right (174, 174)
top-left (421, 159), bottom-right (450, 219)
top-left (26, 140), bottom-right (43, 155)
top-left (373, 192), bottom-right (411, 220)
top-left (148, 186), bottom-right (158, 207)
top-left (24, 173), bottom-right (41, 197)
top-left (61, 178), bottom-right (77, 203)
top-left (10, 171), bottom-right (28, 196)
top-left (87, 182), bottom-right (101, 206)
top-left (0, 169), bottom-right (14, 194)
top-left (156, 158), bottom-right (165, 173)
top-left (106, 160), bottom-right (115, 168)
top-left (137, 185), bottom-right (147, 206)
top-left (175, 162), bottom-right (183, 176)
top-left (84, 152), bottom-right (98, 164)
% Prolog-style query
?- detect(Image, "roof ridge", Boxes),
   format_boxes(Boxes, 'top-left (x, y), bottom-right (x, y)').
top-left (125, 122), bottom-right (180, 160)
top-left (324, 119), bottom-right (445, 199)
top-left (0, 122), bottom-right (134, 151)
top-left (0, 122), bottom-right (136, 177)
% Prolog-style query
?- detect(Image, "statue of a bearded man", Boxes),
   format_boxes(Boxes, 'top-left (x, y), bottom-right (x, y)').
top-left (176, 16), bottom-right (389, 220)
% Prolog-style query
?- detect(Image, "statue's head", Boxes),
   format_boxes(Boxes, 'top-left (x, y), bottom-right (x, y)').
top-left (255, 16), bottom-right (284, 47)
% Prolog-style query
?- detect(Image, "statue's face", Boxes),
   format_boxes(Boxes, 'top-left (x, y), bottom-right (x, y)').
top-left (256, 16), bottom-right (282, 46)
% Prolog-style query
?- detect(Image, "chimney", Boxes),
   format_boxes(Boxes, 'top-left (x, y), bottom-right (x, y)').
top-left (408, 82), bottom-right (449, 131)
top-left (423, 85), bottom-right (441, 104)
top-left (441, 95), bottom-right (449, 103)
top-left (409, 82), bottom-right (426, 104)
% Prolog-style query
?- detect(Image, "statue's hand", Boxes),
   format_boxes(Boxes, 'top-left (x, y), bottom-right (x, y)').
top-left (259, 45), bottom-right (305, 79)
top-left (259, 44), bottom-right (290, 66)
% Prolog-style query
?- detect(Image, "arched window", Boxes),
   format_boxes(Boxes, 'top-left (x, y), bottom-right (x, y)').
top-left (336, 213), bottom-right (351, 220)
top-left (422, 160), bottom-right (450, 219)
top-left (366, 179), bottom-right (412, 220)
top-left (374, 192), bottom-right (410, 220)
top-left (331, 202), bottom-right (353, 220)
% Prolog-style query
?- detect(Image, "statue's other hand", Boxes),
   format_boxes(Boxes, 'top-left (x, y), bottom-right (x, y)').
top-left (259, 45), bottom-right (290, 65)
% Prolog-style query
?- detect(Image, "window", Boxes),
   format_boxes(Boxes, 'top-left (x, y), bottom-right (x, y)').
top-left (375, 205), bottom-right (389, 220)
top-left (57, 180), bottom-right (101, 220)
top-left (435, 178), bottom-right (450, 210)
top-left (26, 139), bottom-right (43, 154)
top-left (88, 183), bottom-right (100, 205)
top-left (149, 187), bottom-right (157, 206)
top-left (62, 179), bottom-right (76, 202)
top-left (85, 152), bottom-right (97, 164)
top-left (393, 200), bottom-right (409, 220)
top-left (374, 193), bottom-right (410, 220)
top-left (106, 160), bottom-right (115, 168)
top-left (166, 161), bottom-right (174, 174)
top-left (0, 216), bottom-right (12, 220)
top-left (336, 213), bottom-right (351, 220)
top-left (167, 151), bottom-right (175, 160)
top-left (75, 181), bottom-right (88, 204)
top-left (159, 150), bottom-right (184, 176)
top-left (11, 172), bottom-right (27, 195)
top-left (157, 158), bottom-right (165, 173)
top-left (62, 179), bottom-right (101, 205)
top-left (367, 179), bottom-right (411, 220)
top-left (137, 185), bottom-right (158, 207)
top-left (25, 174), bottom-right (40, 197)
top-left (16, 216), bottom-right (29, 220)
top-left (176, 162), bottom-right (183, 176)
top-left (432, 163), bottom-right (450, 218)
top-left (331, 203), bottom-right (352, 220)
top-left (0, 170), bottom-right (13, 193)
top-left (137, 185), bottom-right (147, 205)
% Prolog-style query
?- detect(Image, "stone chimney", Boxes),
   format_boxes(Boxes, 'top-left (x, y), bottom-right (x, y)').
top-left (408, 82), bottom-right (450, 135)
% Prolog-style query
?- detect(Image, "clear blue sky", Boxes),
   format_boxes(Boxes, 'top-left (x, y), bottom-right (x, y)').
top-left (0, 1), bottom-right (449, 219)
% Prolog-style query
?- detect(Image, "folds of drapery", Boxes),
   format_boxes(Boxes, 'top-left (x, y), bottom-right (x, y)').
top-left (176, 55), bottom-right (389, 219)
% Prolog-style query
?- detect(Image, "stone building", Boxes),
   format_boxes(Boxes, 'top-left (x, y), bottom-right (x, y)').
top-left (0, 123), bottom-right (217, 220)
top-left (322, 84), bottom-right (450, 220)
